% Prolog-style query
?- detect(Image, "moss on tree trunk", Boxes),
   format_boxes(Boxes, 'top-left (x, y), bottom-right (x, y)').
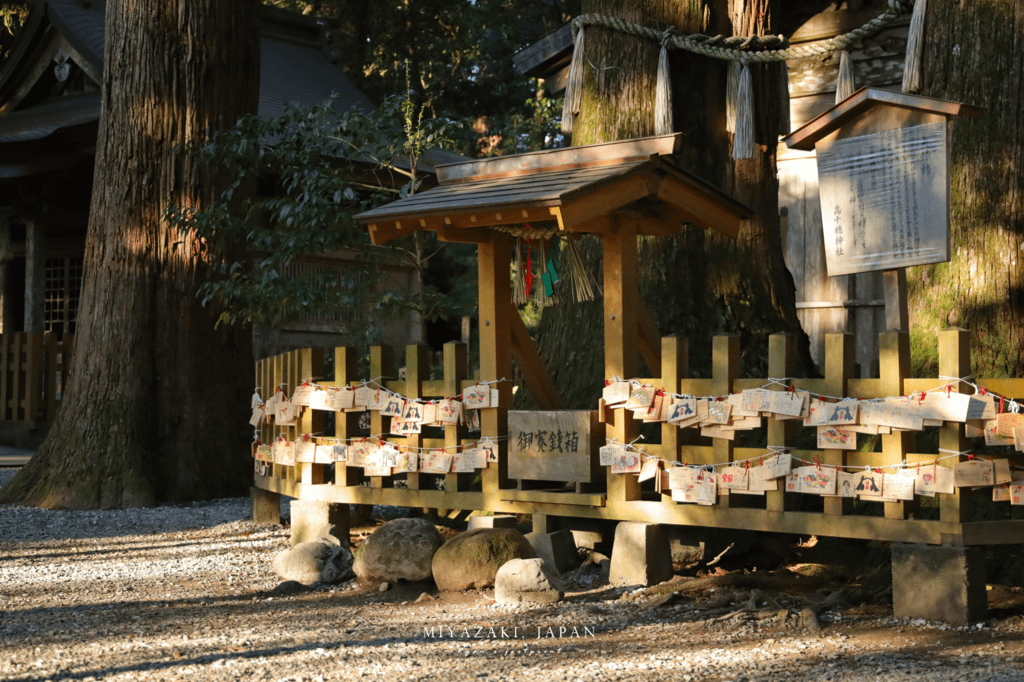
top-left (908, 0), bottom-right (1024, 377)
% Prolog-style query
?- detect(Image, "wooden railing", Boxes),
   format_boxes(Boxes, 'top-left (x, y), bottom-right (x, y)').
top-left (0, 333), bottom-right (74, 426)
top-left (253, 329), bottom-right (1024, 547)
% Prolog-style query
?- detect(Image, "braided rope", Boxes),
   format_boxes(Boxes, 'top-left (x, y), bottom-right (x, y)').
top-left (571, 0), bottom-right (914, 65)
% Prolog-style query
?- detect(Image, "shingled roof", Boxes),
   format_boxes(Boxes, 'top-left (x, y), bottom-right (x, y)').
top-left (356, 135), bottom-right (751, 245)
top-left (0, 0), bottom-right (375, 165)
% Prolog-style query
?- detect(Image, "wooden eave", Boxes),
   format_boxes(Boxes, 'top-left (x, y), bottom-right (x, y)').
top-left (784, 87), bottom-right (984, 151)
top-left (356, 135), bottom-right (751, 246)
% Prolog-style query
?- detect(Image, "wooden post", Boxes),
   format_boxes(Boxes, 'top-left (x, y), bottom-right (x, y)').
top-left (604, 220), bottom-right (640, 503)
top-left (883, 269), bottom-right (909, 332)
top-left (370, 344), bottom-right (399, 489)
top-left (822, 333), bottom-right (855, 516)
top-left (478, 233), bottom-right (513, 495)
top-left (24, 220), bottom-right (45, 335)
top-left (767, 333), bottom-right (798, 513)
top-left (712, 335), bottom-right (740, 505)
top-left (879, 331), bottom-right (917, 520)
top-left (0, 216), bottom-right (13, 334)
top-left (298, 347), bottom-right (325, 485)
top-left (938, 327), bottom-right (971, 524)
top-left (661, 336), bottom-right (686, 500)
top-left (443, 341), bottom-right (471, 492)
top-left (334, 345), bottom-right (362, 488)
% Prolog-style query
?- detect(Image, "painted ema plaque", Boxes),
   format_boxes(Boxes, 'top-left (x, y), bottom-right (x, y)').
top-left (816, 121), bottom-right (949, 276)
top-left (509, 411), bottom-right (599, 483)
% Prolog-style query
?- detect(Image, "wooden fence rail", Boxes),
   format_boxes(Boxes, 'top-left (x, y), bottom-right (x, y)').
top-left (0, 333), bottom-right (74, 426)
top-left (253, 329), bottom-right (1024, 547)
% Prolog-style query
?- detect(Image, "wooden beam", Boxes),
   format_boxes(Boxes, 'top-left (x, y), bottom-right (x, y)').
top-left (508, 302), bottom-right (563, 409)
top-left (436, 226), bottom-right (492, 243)
top-left (656, 175), bottom-right (745, 238)
top-left (558, 174), bottom-right (656, 230)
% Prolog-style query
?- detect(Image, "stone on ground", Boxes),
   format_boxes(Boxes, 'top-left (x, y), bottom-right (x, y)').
top-left (432, 528), bottom-right (536, 591)
top-left (495, 558), bottom-right (564, 604)
top-left (525, 529), bottom-right (578, 575)
top-left (608, 522), bottom-right (673, 587)
top-left (273, 539), bottom-right (354, 585)
top-left (353, 517), bottom-right (444, 584)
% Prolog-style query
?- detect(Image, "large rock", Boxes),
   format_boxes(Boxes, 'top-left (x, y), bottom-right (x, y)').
top-left (353, 518), bottom-right (445, 584)
top-left (495, 558), bottom-right (564, 604)
top-left (432, 528), bottom-right (536, 591)
top-left (273, 539), bottom-right (354, 585)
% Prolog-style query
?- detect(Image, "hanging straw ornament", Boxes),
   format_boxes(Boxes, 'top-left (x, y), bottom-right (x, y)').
top-left (561, 25), bottom-right (587, 135)
top-left (563, 236), bottom-right (596, 303)
top-left (512, 236), bottom-right (528, 306)
top-left (654, 31), bottom-right (674, 136)
top-left (725, 61), bottom-right (742, 134)
top-left (902, 0), bottom-right (926, 93)
top-left (732, 61), bottom-right (755, 160)
top-left (835, 50), bottom-right (856, 103)
top-left (525, 239), bottom-right (534, 296)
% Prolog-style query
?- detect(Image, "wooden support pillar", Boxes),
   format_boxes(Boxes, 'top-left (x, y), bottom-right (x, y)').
top-left (443, 341), bottom-right (472, 492)
top-left (334, 345), bottom-right (362, 488)
top-left (767, 333), bottom-right (798, 513)
top-left (0, 217), bottom-right (13, 334)
top-left (939, 327), bottom-right (971, 524)
top-left (478, 233), bottom-right (512, 493)
top-left (24, 220), bottom-right (44, 334)
top-left (879, 331), bottom-right (917, 520)
top-left (822, 333), bottom-right (855, 516)
top-left (604, 220), bottom-right (640, 502)
top-left (661, 336), bottom-right (686, 500)
top-left (299, 347), bottom-right (325, 486)
top-left (370, 344), bottom-right (399, 489)
top-left (883, 269), bottom-right (909, 332)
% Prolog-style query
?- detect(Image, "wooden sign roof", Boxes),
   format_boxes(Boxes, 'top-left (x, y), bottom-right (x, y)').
top-left (355, 134), bottom-right (751, 245)
top-left (783, 87), bottom-right (984, 151)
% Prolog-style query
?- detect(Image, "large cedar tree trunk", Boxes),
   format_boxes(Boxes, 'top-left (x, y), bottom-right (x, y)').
top-left (0, 0), bottom-right (259, 508)
top-left (907, 1), bottom-right (1024, 376)
top-left (529, 0), bottom-right (813, 409)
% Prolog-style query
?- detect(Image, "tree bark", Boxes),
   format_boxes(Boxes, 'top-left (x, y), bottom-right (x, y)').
top-left (0, 0), bottom-right (260, 508)
top-left (908, 0), bottom-right (1024, 376)
top-left (529, 0), bottom-right (813, 409)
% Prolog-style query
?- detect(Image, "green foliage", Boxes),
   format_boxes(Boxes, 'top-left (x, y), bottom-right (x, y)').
top-left (166, 93), bottom-right (467, 334)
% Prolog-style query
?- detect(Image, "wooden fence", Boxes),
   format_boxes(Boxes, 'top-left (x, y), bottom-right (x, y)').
top-left (253, 329), bottom-right (1024, 547)
top-left (0, 333), bottom-right (74, 426)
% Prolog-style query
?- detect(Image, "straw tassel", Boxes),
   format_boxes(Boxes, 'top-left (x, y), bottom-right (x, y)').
top-left (561, 26), bottom-right (586, 135)
top-left (725, 61), bottom-right (741, 134)
top-left (777, 60), bottom-right (791, 135)
top-left (654, 40), bottom-right (673, 135)
top-left (732, 63), bottom-right (755, 160)
top-left (835, 50), bottom-right (855, 104)
top-left (902, 0), bottom-right (926, 93)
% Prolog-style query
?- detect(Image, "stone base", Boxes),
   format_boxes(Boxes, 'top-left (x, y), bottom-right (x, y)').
top-left (251, 486), bottom-right (281, 525)
top-left (892, 543), bottom-right (987, 625)
top-left (467, 514), bottom-right (518, 530)
top-left (289, 500), bottom-right (350, 547)
top-left (525, 529), bottom-right (578, 575)
top-left (608, 522), bottom-right (673, 587)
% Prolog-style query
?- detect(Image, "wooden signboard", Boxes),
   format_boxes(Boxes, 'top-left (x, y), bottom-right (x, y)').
top-left (509, 411), bottom-right (599, 483)
top-left (817, 122), bottom-right (949, 276)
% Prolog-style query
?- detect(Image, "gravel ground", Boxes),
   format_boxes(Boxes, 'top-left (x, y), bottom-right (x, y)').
top-left (5, 466), bottom-right (1024, 682)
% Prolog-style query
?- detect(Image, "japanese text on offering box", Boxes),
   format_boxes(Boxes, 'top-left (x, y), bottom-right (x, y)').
top-left (816, 122), bottom-right (949, 276)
